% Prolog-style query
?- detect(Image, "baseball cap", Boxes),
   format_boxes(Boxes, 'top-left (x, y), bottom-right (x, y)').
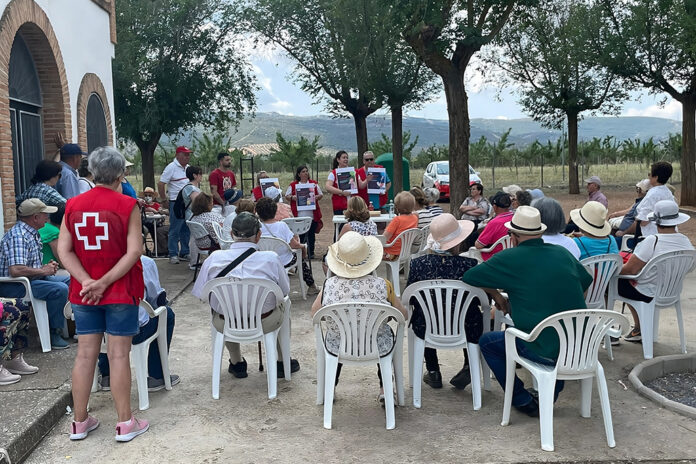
top-left (60, 143), bottom-right (87, 157)
top-left (223, 188), bottom-right (243, 204)
top-left (584, 176), bottom-right (602, 186)
top-left (491, 191), bottom-right (512, 208)
top-left (18, 199), bottom-right (58, 216)
top-left (264, 186), bottom-right (282, 202)
top-left (175, 146), bottom-right (192, 154)
top-left (231, 212), bottom-right (260, 238)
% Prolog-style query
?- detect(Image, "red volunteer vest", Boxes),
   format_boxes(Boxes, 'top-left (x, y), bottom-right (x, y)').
top-left (356, 165), bottom-right (388, 208)
top-left (289, 180), bottom-right (323, 233)
top-left (330, 169), bottom-right (348, 212)
top-left (65, 186), bottom-right (144, 305)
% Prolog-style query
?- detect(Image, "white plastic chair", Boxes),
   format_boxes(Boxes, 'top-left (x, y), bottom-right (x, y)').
top-left (202, 277), bottom-right (292, 400)
top-left (619, 234), bottom-right (635, 252)
top-left (313, 301), bottom-right (405, 430)
top-left (615, 250), bottom-right (696, 359)
top-left (409, 225), bottom-right (431, 262)
top-left (580, 254), bottom-right (623, 360)
top-left (282, 217), bottom-right (313, 236)
top-left (465, 234), bottom-right (513, 263)
top-left (186, 220), bottom-right (213, 280)
top-left (0, 276), bottom-right (53, 352)
top-left (501, 309), bottom-right (630, 452)
top-left (211, 222), bottom-right (234, 250)
top-left (63, 300), bottom-right (171, 410)
top-left (401, 280), bottom-right (491, 409)
top-left (258, 236), bottom-right (307, 300)
top-left (382, 228), bottom-right (421, 297)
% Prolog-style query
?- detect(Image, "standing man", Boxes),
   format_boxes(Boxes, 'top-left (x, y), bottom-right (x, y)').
top-left (56, 143), bottom-right (87, 200)
top-left (0, 199), bottom-right (70, 349)
top-left (356, 151), bottom-right (391, 211)
top-left (158, 146), bottom-right (192, 264)
top-left (462, 206), bottom-right (592, 417)
top-left (209, 152), bottom-right (237, 216)
top-left (584, 176), bottom-right (608, 208)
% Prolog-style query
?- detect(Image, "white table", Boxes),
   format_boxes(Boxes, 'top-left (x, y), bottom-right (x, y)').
top-left (144, 214), bottom-right (164, 257)
top-left (332, 214), bottom-right (393, 241)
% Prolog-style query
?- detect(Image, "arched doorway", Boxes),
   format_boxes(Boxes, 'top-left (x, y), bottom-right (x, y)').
top-left (86, 93), bottom-right (108, 153)
top-left (9, 32), bottom-right (42, 195)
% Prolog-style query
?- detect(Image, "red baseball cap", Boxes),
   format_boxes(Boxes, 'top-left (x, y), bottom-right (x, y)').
top-left (176, 146), bottom-right (192, 154)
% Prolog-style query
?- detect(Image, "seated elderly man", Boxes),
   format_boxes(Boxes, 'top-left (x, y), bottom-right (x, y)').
top-left (462, 206), bottom-right (592, 417)
top-left (0, 199), bottom-right (70, 349)
top-left (191, 212), bottom-right (299, 378)
top-left (475, 192), bottom-right (514, 261)
top-left (98, 256), bottom-right (178, 391)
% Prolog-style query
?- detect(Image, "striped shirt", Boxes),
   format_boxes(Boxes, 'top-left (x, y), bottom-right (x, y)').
top-left (417, 205), bottom-right (443, 228)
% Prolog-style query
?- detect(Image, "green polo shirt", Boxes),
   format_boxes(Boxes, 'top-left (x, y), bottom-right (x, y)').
top-left (38, 222), bottom-right (60, 264)
top-left (462, 238), bottom-right (592, 359)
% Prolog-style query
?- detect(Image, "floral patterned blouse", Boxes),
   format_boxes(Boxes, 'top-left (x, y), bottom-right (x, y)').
top-left (191, 211), bottom-right (225, 249)
top-left (348, 219), bottom-right (377, 236)
top-left (321, 275), bottom-right (396, 356)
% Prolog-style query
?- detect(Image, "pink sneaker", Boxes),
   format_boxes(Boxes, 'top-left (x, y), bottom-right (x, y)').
top-left (69, 415), bottom-right (99, 440)
top-left (115, 416), bottom-right (149, 442)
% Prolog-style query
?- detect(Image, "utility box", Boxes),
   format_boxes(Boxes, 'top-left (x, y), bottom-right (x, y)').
top-left (375, 152), bottom-right (410, 201)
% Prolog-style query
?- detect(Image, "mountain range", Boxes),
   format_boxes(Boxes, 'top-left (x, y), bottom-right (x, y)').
top-left (175, 112), bottom-right (682, 153)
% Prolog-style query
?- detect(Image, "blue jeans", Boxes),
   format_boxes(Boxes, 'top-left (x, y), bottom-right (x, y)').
top-left (168, 203), bottom-right (190, 258)
top-left (0, 274), bottom-right (69, 331)
top-left (479, 330), bottom-right (564, 407)
top-left (98, 306), bottom-right (175, 380)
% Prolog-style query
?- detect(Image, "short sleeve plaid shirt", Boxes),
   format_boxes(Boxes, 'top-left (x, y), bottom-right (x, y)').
top-left (0, 221), bottom-right (43, 277)
top-left (15, 183), bottom-right (66, 208)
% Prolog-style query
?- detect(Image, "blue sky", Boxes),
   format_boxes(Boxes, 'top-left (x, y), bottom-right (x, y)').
top-left (251, 54), bottom-right (683, 122)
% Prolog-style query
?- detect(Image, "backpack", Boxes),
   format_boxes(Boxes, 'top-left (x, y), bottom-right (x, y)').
top-left (173, 184), bottom-right (192, 219)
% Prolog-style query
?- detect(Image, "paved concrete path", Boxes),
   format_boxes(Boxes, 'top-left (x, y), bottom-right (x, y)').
top-left (8, 261), bottom-right (696, 463)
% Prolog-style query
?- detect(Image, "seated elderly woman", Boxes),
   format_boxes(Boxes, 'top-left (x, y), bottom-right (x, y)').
top-left (571, 201), bottom-right (619, 260)
top-left (311, 231), bottom-right (408, 401)
top-left (256, 197), bottom-right (319, 294)
top-left (532, 197), bottom-right (581, 259)
top-left (619, 200), bottom-right (694, 342)
top-left (406, 213), bottom-right (482, 390)
top-left (264, 186), bottom-right (293, 221)
top-left (0, 299), bottom-right (38, 385)
top-left (15, 160), bottom-right (67, 208)
top-left (459, 181), bottom-right (490, 226)
top-left (190, 192), bottom-right (225, 252)
top-left (222, 198), bottom-right (255, 237)
top-left (339, 196), bottom-right (377, 238)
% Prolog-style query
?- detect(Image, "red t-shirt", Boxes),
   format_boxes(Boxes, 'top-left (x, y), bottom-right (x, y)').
top-left (64, 186), bottom-right (144, 305)
top-left (477, 211), bottom-right (514, 261)
top-left (209, 169), bottom-right (237, 205)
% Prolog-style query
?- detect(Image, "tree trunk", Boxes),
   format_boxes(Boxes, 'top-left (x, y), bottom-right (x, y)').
top-left (680, 98), bottom-right (696, 206)
top-left (391, 105), bottom-right (403, 195)
top-left (353, 113), bottom-right (369, 166)
top-left (492, 153), bottom-right (496, 189)
top-left (135, 135), bottom-right (161, 189)
top-left (442, 69), bottom-right (470, 215)
top-left (567, 112), bottom-right (580, 194)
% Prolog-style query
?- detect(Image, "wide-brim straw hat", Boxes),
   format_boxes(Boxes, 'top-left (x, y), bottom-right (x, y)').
top-left (502, 184), bottom-right (522, 195)
top-left (326, 231), bottom-right (383, 278)
top-left (570, 201), bottom-right (611, 237)
top-left (141, 186), bottom-right (156, 196)
top-left (504, 205), bottom-right (547, 235)
top-left (426, 213), bottom-right (475, 251)
top-left (647, 200), bottom-right (690, 227)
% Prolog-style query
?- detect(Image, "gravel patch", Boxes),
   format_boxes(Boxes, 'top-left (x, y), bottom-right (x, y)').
top-left (645, 372), bottom-right (696, 408)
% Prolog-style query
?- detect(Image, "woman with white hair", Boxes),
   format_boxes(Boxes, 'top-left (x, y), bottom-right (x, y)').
top-left (532, 197), bottom-right (581, 259)
top-left (58, 146), bottom-right (148, 442)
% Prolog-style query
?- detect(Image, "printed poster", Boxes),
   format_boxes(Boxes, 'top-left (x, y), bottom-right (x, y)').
top-left (260, 177), bottom-right (280, 197)
top-left (336, 167), bottom-right (358, 194)
top-left (367, 167), bottom-right (387, 194)
top-left (296, 184), bottom-right (316, 211)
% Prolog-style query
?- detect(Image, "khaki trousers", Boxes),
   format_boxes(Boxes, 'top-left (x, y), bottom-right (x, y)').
top-left (211, 307), bottom-right (284, 363)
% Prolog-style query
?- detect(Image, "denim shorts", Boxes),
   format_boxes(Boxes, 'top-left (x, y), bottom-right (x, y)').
top-left (72, 303), bottom-right (139, 336)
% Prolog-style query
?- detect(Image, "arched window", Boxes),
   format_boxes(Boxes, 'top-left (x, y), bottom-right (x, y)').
top-left (9, 33), bottom-right (43, 195)
top-left (86, 93), bottom-right (108, 153)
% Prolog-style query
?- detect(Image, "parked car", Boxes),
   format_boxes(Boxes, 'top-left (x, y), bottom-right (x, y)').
top-left (422, 161), bottom-right (481, 200)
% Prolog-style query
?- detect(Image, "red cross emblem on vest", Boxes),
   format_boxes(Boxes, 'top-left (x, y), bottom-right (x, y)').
top-left (74, 212), bottom-right (109, 250)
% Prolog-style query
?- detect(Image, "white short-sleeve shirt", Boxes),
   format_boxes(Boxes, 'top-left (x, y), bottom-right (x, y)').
top-left (260, 221), bottom-right (296, 265)
top-left (160, 159), bottom-right (189, 200)
top-left (636, 185), bottom-right (674, 236)
top-left (632, 233), bottom-right (694, 296)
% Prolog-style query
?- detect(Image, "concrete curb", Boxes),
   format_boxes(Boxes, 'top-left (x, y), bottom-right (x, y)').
top-left (628, 353), bottom-right (696, 420)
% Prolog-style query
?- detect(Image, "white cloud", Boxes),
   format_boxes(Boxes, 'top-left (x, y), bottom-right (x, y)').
top-left (252, 63), bottom-right (294, 114)
top-left (495, 115), bottom-right (509, 120)
top-left (270, 100), bottom-right (292, 110)
top-left (623, 98), bottom-right (682, 120)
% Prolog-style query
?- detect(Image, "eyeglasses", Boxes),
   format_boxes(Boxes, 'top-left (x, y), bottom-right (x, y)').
top-left (364, 158), bottom-right (374, 162)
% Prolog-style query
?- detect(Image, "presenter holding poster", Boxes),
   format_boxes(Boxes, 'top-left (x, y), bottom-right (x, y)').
top-left (357, 150), bottom-right (391, 211)
top-left (326, 150), bottom-right (354, 216)
top-left (286, 165), bottom-right (323, 258)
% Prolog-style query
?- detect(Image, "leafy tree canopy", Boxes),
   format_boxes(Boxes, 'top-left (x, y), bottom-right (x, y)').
top-left (269, 132), bottom-right (321, 172)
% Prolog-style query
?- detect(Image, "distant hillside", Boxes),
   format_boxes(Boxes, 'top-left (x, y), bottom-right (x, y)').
top-left (169, 112), bottom-right (681, 153)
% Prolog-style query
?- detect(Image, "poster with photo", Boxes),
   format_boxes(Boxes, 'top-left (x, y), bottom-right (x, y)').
top-left (336, 167), bottom-right (358, 194)
top-left (260, 177), bottom-right (281, 197)
top-left (367, 167), bottom-right (387, 194)
top-left (296, 184), bottom-right (316, 211)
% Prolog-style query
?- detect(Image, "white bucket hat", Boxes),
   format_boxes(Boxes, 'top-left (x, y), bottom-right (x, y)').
top-left (570, 201), bottom-right (611, 237)
top-left (504, 205), bottom-right (547, 236)
top-left (648, 200), bottom-right (690, 227)
top-left (425, 213), bottom-right (475, 251)
top-left (326, 231), bottom-right (383, 278)
top-left (502, 184), bottom-right (523, 195)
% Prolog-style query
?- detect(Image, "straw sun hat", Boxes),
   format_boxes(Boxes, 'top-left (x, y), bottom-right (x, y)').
top-left (326, 231), bottom-right (383, 278)
top-left (504, 205), bottom-right (547, 235)
top-left (425, 213), bottom-right (475, 251)
top-left (570, 201), bottom-right (611, 237)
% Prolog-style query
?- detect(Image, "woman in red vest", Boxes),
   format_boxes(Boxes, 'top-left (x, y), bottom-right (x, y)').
top-left (252, 171), bottom-right (269, 201)
top-left (325, 150), bottom-right (351, 217)
top-left (58, 147), bottom-right (149, 442)
top-left (285, 165), bottom-right (323, 258)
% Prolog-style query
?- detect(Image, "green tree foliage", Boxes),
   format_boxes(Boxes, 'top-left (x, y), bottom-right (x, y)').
top-left (191, 131), bottom-right (235, 172)
top-left (602, 0), bottom-right (696, 205)
top-left (269, 133), bottom-right (321, 172)
top-left (368, 132), bottom-right (419, 160)
top-left (413, 145), bottom-right (449, 169)
top-left (490, 0), bottom-right (626, 194)
top-left (113, 0), bottom-right (257, 188)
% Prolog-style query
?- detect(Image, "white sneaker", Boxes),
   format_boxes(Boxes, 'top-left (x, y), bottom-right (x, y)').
top-left (3, 353), bottom-right (39, 375)
top-left (169, 256), bottom-right (180, 264)
top-left (0, 365), bottom-right (21, 385)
